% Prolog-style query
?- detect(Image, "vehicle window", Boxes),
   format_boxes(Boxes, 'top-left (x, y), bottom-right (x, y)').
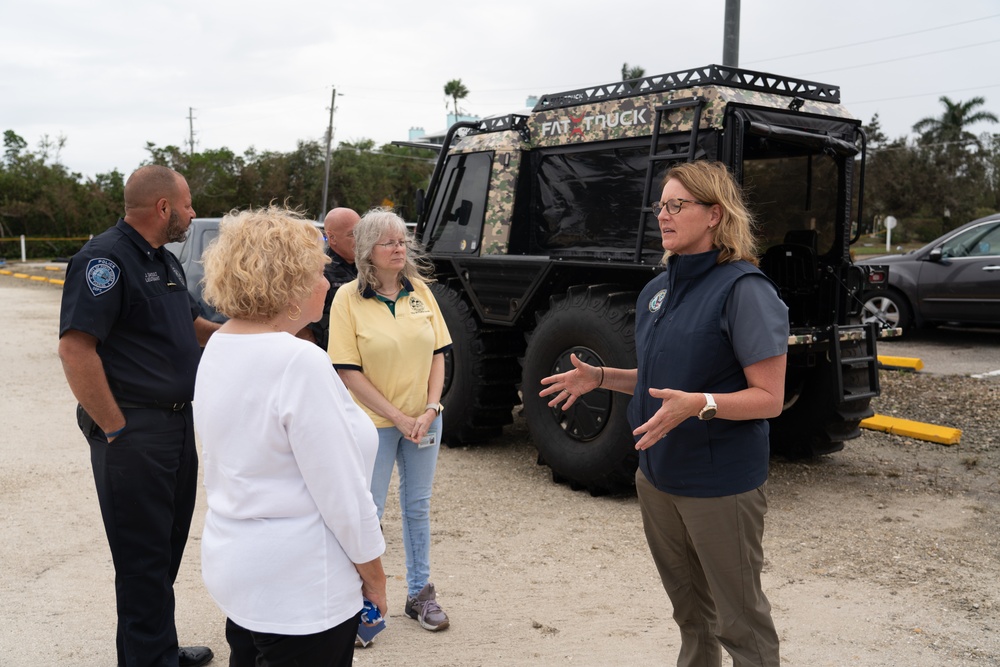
top-left (742, 152), bottom-right (839, 257)
top-left (199, 228), bottom-right (219, 261)
top-left (531, 145), bottom-right (651, 256)
top-left (425, 152), bottom-right (491, 253)
top-left (940, 221), bottom-right (1000, 258)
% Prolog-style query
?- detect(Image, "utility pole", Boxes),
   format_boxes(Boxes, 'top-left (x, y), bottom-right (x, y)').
top-left (723, 0), bottom-right (740, 67)
top-left (320, 87), bottom-right (339, 220)
top-left (187, 107), bottom-right (197, 156)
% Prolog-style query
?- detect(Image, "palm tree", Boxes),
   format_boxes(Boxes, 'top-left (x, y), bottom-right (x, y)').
top-left (621, 63), bottom-right (645, 80)
top-left (443, 79), bottom-right (469, 120)
top-left (912, 96), bottom-right (998, 149)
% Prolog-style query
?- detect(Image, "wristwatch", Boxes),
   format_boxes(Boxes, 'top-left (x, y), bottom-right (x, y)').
top-left (426, 402), bottom-right (443, 415)
top-left (698, 393), bottom-right (717, 421)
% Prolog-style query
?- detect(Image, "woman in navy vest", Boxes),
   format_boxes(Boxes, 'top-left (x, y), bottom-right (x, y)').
top-left (541, 160), bottom-right (788, 667)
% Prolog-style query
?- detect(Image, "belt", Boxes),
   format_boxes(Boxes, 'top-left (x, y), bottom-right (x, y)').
top-left (117, 401), bottom-right (189, 411)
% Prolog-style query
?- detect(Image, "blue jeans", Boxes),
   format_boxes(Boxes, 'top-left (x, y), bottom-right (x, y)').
top-left (371, 416), bottom-right (442, 598)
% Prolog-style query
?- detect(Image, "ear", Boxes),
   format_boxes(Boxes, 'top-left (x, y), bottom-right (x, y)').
top-left (156, 197), bottom-right (171, 219)
top-left (708, 204), bottom-right (722, 228)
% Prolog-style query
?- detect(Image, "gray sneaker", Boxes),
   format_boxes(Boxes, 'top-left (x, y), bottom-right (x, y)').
top-left (405, 583), bottom-right (450, 631)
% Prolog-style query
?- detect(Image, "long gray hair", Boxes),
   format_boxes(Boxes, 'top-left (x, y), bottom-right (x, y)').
top-left (353, 207), bottom-right (435, 291)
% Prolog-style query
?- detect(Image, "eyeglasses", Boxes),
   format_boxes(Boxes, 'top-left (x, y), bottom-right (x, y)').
top-left (375, 240), bottom-right (407, 249)
top-left (651, 198), bottom-right (711, 215)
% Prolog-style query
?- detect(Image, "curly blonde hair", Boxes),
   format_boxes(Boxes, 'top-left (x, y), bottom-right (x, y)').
top-left (661, 161), bottom-right (760, 266)
top-left (353, 207), bottom-right (435, 291)
top-left (201, 205), bottom-right (330, 320)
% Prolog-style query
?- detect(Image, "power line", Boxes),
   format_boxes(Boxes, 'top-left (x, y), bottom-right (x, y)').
top-left (851, 82), bottom-right (1000, 106)
top-left (801, 39), bottom-right (1000, 77)
top-left (746, 12), bottom-right (1000, 65)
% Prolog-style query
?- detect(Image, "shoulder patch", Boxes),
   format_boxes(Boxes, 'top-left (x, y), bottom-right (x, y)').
top-left (86, 258), bottom-right (121, 296)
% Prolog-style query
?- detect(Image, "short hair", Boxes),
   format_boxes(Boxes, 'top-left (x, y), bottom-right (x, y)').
top-left (124, 165), bottom-right (182, 209)
top-left (353, 207), bottom-right (434, 291)
top-left (201, 205), bottom-right (330, 320)
top-left (661, 161), bottom-right (760, 266)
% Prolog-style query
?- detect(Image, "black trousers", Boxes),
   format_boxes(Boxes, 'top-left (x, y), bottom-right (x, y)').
top-left (82, 405), bottom-right (199, 667)
top-left (225, 615), bottom-right (360, 667)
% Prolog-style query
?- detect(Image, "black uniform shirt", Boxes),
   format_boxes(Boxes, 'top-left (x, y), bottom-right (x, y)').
top-left (59, 219), bottom-right (202, 404)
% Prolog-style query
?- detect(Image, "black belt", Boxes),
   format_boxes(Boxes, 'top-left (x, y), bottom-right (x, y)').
top-left (117, 401), bottom-right (189, 411)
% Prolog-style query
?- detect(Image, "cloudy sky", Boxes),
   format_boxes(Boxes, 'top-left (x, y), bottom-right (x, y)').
top-left (3, 0), bottom-right (999, 178)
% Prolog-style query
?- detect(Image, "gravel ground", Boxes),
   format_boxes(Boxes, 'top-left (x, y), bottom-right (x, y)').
top-left (2, 276), bottom-right (999, 666)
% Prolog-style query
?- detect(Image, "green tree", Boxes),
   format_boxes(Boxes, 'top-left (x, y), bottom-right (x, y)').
top-left (912, 96), bottom-right (998, 150)
top-left (621, 63), bottom-right (645, 80)
top-left (443, 79), bottom-right (469, 120)
top-left (3, 130), bottom-right (28, 165)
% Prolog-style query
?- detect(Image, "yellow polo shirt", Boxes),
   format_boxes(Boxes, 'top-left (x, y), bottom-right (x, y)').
top-left (328, 277), bottom-right (452, 428)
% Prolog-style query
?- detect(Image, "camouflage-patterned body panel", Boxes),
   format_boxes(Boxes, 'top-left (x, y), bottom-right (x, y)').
top-left (528, 85), bottom-right (853, 148)
top-left (451, 129), bottom-right (527, 155)
top-left (482, 149), bottom-right (521, 255)
top-left (447, 84), bottom-right (854, 255)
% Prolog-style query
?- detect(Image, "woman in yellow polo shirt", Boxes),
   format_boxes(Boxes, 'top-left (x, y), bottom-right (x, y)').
top-left (328, 207), bottom-right (453, 634)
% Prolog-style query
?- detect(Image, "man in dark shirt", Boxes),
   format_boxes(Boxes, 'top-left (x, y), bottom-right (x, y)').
top-left (58, 165), bottom-right (219, 667)
top-left (299, 207), bottom-right (359, 350)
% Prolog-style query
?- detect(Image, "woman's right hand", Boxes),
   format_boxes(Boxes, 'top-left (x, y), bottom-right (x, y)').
top-left (539, 353), bottom-right (602, 410)
top-left (392, 413), bottom-right (420, 443)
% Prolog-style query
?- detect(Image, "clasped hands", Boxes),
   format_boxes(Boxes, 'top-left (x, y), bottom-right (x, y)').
top-left (394, 408), bottom-right (437, 444)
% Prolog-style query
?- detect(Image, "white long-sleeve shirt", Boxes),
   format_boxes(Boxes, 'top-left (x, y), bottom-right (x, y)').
top-left (194, 331), bottom-right (384, 635)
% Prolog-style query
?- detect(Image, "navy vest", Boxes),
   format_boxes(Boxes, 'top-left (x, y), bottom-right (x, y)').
top-left (630, 250), bottom-right (771, 497)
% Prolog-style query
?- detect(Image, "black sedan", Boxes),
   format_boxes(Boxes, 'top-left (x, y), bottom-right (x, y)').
top-left (857, 213), bottom-right (1000, 332)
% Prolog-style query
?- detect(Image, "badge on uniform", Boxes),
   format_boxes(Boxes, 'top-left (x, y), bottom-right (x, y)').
top-left (86, 258), bottom-right (121, 296)
top-left (649, 289), bottom-right (667, 312)
top-left (409, 296), bottom-right (429, 314)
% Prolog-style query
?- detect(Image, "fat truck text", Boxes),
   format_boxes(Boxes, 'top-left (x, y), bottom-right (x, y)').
top-left (540, 109), bottom-right (649, 137)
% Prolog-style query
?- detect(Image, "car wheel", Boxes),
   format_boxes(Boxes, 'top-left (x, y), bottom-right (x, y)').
top-left (861, 289), bottom-right (913, 333)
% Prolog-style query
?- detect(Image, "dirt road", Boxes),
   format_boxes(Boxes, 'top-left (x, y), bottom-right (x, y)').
top-left (1, 277), bottom-right (998, 666)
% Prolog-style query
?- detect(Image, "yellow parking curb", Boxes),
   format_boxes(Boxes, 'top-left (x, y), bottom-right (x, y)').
top-left (49, 278), bottom-right (65, 286)
top-left (860, 414), bottom-right (961, 445)
top-left (44, 266), bottom-right (63, 271)
top-left (0, 269), bottom-right (12, 275)
top-left (878, 355), bottom-right (924, 371)
top-left (29, 275), bottom-right (48, 282)
top-left (13, 272), bottom-right (30, 279)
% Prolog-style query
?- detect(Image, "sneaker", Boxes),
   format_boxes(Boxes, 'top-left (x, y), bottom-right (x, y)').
top-left (405, 583), bottom-right (450, 631)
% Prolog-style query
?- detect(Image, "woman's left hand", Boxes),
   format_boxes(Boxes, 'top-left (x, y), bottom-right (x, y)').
top-left (407, 409), bottom-right (437, 444)
top-left (632, 388), bottom-right (703, 450)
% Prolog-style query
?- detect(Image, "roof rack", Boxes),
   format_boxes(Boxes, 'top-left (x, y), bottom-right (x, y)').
top-left (534, 64), bottom-right (840, 112)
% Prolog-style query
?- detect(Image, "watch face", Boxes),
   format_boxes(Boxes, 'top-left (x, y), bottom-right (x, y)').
top-left (700, 407), bottom-right (717, 420)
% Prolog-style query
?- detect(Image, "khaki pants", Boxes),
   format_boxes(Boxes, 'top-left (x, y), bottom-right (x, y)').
top-left (636, 471), bottom-right (779, 667)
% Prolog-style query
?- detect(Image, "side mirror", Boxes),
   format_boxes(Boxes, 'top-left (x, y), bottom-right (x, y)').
top-left (928, 247), bottom-right (943, 262)
top-left (457, 200), bottom-right (473, 227)
top-left (415, 189), bottom-right (425, 218)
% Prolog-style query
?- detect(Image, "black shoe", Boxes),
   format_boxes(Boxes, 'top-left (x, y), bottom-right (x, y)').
top-left (178, 646), bottom-right (214, 667)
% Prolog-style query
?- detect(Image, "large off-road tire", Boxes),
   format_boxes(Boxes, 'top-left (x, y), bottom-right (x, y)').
top-left (431, 280), bottom-right (522, 446)
top-left (520, 285), bottom-right (638, 495)
top-left (861, 288), bottom-right (913, 334)
top-left (769, 361), bottom-right (874, 459)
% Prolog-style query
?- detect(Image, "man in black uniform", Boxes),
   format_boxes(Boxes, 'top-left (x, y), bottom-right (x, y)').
top-left (58, 165), bottom-right (219, 667)
top-left (298, 207), bottom-right (359, 350)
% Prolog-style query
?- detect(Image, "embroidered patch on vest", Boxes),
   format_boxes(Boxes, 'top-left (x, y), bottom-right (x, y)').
top-left (86, 258), bottom-right (120, 296)
top-left (648, 289), bottom-right (667, 312)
